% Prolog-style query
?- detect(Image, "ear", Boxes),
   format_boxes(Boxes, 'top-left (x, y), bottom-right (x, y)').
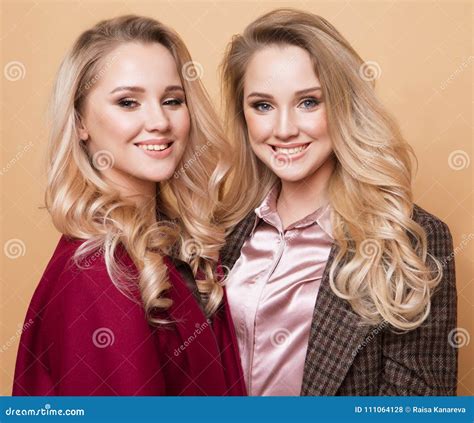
top-left (76, 115), bottom-right (89, 142)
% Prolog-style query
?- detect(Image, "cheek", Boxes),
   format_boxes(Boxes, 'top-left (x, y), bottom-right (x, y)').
top-left (172, 109), bottom-right (190, 140)
top-left (244, 111), bottom-right (273, 143)
top-left (88, 108), bottom-right (140, 146)
top-left (301, 110), bottom-right (328, 139)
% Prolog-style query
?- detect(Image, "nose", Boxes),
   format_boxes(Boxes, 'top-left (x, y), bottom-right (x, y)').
top-left (273, 108), bottom-right (299, 140)
top-left (144, 104), bottom-right (171, 133)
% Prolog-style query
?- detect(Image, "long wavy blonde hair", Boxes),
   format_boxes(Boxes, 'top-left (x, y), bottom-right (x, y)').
top-left (46, 15), bottom-right (229, 325)
top-left (221, 8), bottom-right (442, 331)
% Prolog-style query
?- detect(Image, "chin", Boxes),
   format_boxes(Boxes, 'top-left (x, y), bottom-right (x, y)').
top-left (273, 169), bottom-right (309, 183)
top-left (149, 172), bottom-right (175, 182)
top-left (139, 168), bottom-right (176, 183)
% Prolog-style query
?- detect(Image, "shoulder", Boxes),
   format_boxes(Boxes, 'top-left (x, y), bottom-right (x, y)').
top-left (412, 204), bottom-right (450, 235)
top-left (33, 235), bottom-right (142, 320)
top-left (411, 206), bottom-right (456, 301)
top-left (412, 204), bottom-right (453, 253)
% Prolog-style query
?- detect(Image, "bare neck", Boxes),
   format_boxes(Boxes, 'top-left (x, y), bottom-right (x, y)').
top-left (277, 155), bottom-right (336, 230)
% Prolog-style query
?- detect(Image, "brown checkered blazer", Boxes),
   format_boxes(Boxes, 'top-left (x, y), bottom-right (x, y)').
top-left (220, 204), bottom-right (458, 396)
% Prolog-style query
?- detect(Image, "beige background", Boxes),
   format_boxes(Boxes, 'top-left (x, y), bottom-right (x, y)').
top-left (1, 0), bottom-right (472, 395)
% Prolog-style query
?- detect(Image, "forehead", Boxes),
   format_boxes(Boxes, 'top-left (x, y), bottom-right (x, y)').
top-left (93, 42), bottom-right (181, 89)
top-left (243, 44), bottom-right (320, 94)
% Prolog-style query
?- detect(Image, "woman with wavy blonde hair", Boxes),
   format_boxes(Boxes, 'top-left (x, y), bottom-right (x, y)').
top-left (220, 8), bottom-right (457, 396)
top-left (13, 15), bottom-right (246, 396)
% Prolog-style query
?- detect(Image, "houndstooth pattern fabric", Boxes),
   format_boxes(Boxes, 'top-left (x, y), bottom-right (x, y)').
top-left (221, 204), bottom-right (458, 396)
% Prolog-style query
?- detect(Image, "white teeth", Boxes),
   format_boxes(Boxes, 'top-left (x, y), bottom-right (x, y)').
top-left (274, 144), bottom-right (308, 155)
top-left (137, 143), bottom-right (170, 151)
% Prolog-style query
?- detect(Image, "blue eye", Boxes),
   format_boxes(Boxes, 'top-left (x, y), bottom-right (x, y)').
top-left (252, 102), bottom-right (273, 112)
top-left (299, 98), bottom-right (321, 109)
top-left (118, 98), bottom-right (139, 108)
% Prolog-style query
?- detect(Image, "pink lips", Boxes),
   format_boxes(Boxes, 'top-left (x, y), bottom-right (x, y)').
top-left (134, 139), bottom-right (174, 159)
top-left (270, 142), bottom-right (311, 162)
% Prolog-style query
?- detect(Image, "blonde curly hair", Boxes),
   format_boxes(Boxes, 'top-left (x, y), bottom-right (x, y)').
top-left (220, 8), bottom-right (442, 331)
top-left (46, 15), bottom-right (229, 325)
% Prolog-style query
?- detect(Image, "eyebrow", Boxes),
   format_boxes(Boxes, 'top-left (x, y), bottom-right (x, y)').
top-left (246, 86), bottom-right (322, 100)
top-left (109, 85), bottom-right (184, 94)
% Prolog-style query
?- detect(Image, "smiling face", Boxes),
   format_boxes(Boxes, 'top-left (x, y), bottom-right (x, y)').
top-left (78, 42), bottom-right (190, 197)
top-left (243, 44), bottom-right (334, 183)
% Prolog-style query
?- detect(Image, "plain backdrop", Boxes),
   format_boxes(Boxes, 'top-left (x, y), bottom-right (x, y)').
top-left (1, 0), bottom-right (472, 395)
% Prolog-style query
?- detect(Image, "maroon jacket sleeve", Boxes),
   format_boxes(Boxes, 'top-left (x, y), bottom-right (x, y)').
top-left (13, 237), bottom-right (166, 395)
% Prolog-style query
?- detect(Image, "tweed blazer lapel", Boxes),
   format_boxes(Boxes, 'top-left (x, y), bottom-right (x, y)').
top-left (300, 244), bottom-right (379, 395)
top-left (221, 211), bottom-right (379, 396)
top-left (220, 210), bottom-right (257, 272)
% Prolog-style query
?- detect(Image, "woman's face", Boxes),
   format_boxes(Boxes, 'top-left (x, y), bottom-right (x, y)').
top-left (242, 44), bottom-right (334, 183)
top-left (78, 42), bottom-right (190, 197)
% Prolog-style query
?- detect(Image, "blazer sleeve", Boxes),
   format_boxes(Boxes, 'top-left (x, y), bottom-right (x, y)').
top-left (378, 216), bottom-right (458, 395)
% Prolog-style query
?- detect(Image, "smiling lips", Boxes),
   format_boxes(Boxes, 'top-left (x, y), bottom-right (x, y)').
top-left (271, 142), bottom-right (310, 156)
top-left (135, 139), bottom-right (173, 151)
top-left (134, 139), bottom-right (174, 158)
top-left (137, 143), bottom-right (171, 151)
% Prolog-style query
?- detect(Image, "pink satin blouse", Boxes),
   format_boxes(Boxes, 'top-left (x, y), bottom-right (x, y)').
top-left (226, 185), bottom-right (333, 396)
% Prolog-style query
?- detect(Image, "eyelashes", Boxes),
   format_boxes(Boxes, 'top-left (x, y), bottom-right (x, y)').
top-left (117, 97), bottom-right (185, 109)
top-left (251, 102), bottom-right (273, 112)
top-left (299, 97), bottom-right (321, 109)
top-left (250, 97), bottom-right (322, 112)
top-left (118, 98), bottom-right (139, 108)
top-left (162, 98), bottom-right (185, 106)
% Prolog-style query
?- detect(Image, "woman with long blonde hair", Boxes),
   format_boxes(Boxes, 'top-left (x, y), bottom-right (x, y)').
top-left (220, 8), bottom-right (457, 396)
top-left (13, 15), bottom-right (245, 396)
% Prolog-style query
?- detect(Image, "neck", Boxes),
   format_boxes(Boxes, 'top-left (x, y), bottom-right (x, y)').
top-left (277, 155), bottom-right (336, 229)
